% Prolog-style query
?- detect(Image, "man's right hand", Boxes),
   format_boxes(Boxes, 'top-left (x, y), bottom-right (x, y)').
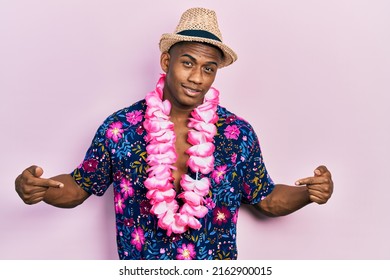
top-left (15, 165), bottom-right (64, 205)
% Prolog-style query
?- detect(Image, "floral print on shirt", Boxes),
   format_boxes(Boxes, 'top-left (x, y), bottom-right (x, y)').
top-left (71, 100), bottom-right (274, 260)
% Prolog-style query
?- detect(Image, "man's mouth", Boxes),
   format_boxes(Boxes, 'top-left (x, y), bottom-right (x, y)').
top-left (183, 85), bottom-right (202, 96)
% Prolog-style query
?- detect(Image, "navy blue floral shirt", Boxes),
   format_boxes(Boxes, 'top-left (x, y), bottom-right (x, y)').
top-left (71, 100), bottom-right (274, 260)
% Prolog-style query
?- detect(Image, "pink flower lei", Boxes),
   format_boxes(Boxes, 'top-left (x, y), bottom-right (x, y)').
top-left (143, 74), bottom-right (219, 236)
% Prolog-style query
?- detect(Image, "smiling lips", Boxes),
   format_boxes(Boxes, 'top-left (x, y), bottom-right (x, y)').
top-left (183, 85), bottom-right (202, 96)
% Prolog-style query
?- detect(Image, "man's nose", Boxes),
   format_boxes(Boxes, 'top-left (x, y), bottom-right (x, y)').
top-left (188, 68), bottom-right (203, 84)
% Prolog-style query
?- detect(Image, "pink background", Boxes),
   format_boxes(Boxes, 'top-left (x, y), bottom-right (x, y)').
top-left (1, 0), bottom-right (389, 259)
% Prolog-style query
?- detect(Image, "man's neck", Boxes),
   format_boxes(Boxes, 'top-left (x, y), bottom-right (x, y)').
top-left (162, 87), bottom-right (203, 123)
top-left (169, 106), bottom-right (192, 124)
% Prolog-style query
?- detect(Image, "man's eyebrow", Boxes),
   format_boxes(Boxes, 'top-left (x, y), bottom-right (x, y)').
top-left (181, 54), bottom-right (219, 67)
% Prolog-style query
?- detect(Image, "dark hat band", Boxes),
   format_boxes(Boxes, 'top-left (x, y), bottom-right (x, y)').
top-left (176, 30), bottom-right (222, 42)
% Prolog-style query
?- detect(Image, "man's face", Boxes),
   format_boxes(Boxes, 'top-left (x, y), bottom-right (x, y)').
top-left (160, 42), bottom-right (223, 111)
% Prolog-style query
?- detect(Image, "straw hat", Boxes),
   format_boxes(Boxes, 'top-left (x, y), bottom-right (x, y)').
top-left (159, 7), bottom-right (238, 68)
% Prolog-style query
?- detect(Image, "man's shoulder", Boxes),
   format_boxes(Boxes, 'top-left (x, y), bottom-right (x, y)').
top-left (112, 99), bottom-right (146, 116)
top-left (103, 99), bottom-right (146, 122)
top-left (217, 105), bottom-right (254, 129)
top-left (215, 105), bottom-right (261, 152)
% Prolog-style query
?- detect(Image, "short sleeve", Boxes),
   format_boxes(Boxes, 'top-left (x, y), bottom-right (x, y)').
top-left (240, 130), bottom-right (275, 205)
top-left (70, 121), bottom-right (113, 196)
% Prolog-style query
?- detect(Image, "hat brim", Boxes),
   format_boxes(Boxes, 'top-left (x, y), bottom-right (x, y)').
top-left (159, 33), bottom-right (237, 68)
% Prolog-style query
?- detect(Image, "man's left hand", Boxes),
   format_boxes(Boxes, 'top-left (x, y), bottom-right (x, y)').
top-left (295, 165), bottom-right (334, 204)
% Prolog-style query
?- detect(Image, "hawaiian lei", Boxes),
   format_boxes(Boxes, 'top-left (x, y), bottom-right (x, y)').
top-left (143, 74), bottom-right (219, 236)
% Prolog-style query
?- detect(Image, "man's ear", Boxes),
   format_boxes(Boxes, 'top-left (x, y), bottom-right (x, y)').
top-left (160, 52), bottom-right (170, 73)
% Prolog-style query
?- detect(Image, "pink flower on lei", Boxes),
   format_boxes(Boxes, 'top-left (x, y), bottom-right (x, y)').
top-left (224, 124), bottom-right (240, 140)
top-left (126, 110), bottom-right (143, 125)
top-left (176, 243), bottom-right (196, 260)
top-left (106, 121), bottom-right (124, 143)
top-left (212, 165), bottom-right (227, 184)
top-left (114, 193), bottom-right (126, 214)
top-left (143, 74), bottom-right (219, 236)
top-left (131, 227), bottom-right (145, 252)
top-left (120, 178), bottom-right (134, 199)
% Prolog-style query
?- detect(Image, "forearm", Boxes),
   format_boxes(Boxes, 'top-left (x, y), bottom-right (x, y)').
top-left (43, 174), bottom-right (90, 208)
top-left (256, 184), bottom-right (312, 217)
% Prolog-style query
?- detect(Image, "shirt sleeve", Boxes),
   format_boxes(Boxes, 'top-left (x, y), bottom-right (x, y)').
top-left (240, 128), bottom-right (275, 205)
top-left (70, 120), bottom-right (113, 196)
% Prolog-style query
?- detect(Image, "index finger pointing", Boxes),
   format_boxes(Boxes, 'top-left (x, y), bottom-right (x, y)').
top-left (33, 177), bottom-right (64, 188)
top-left (41, 179), bottom-right (64, 188)
top-left (295, 176), bottom-right (329, 186)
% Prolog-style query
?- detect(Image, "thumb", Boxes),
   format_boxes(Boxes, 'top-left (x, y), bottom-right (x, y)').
top-left (314, 169), bottom-right (321, 176)
top-left (28, 165), bottom-right (44, 178)
top-left (314, 165), bottom-right (328, 177)
top-left (26, 165), bottom-right (64, 188)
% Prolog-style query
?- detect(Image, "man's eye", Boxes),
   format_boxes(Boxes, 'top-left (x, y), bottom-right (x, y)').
top-left (204, 67), bottom-right (215, 73)
top-left (183, 61), bottom-right (193, 67)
